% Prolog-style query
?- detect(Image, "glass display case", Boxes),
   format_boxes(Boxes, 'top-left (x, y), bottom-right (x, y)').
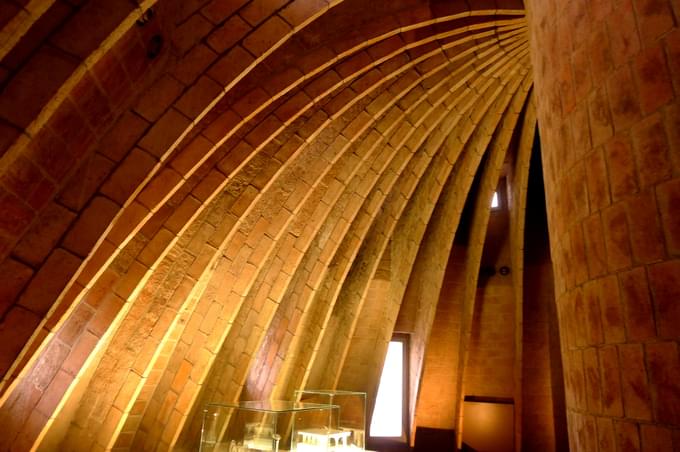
top-left (200, 400), bottom-right (342, 452)
top-left (294, 390), bottom-right (366, 450)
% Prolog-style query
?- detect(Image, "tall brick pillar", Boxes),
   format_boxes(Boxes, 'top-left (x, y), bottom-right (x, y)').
top-left (525, 0), bottom-right (680, 449)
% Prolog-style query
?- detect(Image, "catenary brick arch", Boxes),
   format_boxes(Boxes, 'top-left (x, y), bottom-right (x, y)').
top-left (0, 0), bottom-right (678, 451)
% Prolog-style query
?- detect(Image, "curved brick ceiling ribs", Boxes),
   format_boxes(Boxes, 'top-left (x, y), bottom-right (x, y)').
top-left (0, 0), bottom-right (532, 450)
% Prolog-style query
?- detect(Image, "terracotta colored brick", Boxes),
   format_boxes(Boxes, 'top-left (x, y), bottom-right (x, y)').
top-left (112, 260), bottom-right (147, 300)
top-left (588, 25), bottom-right (614, 86)
top-left (584, 149), bottom-right (611, 213)
top-left (662, 105), bottom-right (680, 178)
top-left (18, 248), bottom-right (81, 315)
top-left (571, 103), bottom-right (592, 160)
top-left (618, 343), bottom-right (652, 420)
top-left (634, 44), bottom-right (674, 115)
top-left (58, 303), bottom-right (95, 347)
top-left (633, 0), bottom-right (675, 46)
top-left (191, 170), bottom-right (224, 204)
top-left (175, 378), bottom-right (198, 415)
top-left (203, 109), bottom-right (242, 144)
top-left (606, 0), bottom-right (641, 66)
top-left (0, 186), bottom-right (35, 236)
top-left (138, 227), bottom-right (176, 267)
top-left (36, 369), bottom-right (73, 417)
top-left (0, 306), bottom-right (41, 375)
top-left (648, 260), bottom-right (680, 339)
top-left (208, 45), bottom-right (255, 85)
top-left (201, 0), bottom-right (244, 23)
top-left (631, 113), bottom-right (672, 189)
top-left (602, 202), bottom-right (633, 271)
top-left (50, 0), bottom-right (132, 58)
top-left (207, 15), bottom-right (251, 54)
top-left (645, 341), bottom-right (680, 424)
top-left (583, 214), bottom-right (608, 277)
top-left (656, 178), bottom-right (680, 254)
top-left (140, 204), bottom-right (172, 241)
top-left (583, 281), bottom-right (604, 345)
top-left (48, 100), bottom-right (97, 165)
top-left (0, 45), bottom-right (79, 128)
top-left (583, 347), bottom-right (602, 413)
top-left (134, 75), bottom-right (185, 122)
top-left (70, 72), bottom-right (113, 132)
top-left (171, 44), bottom-right (218, 86)
top-left (13, 202), bottom-right (75, 266)
top-left (243, 15), bottom-right (291, 58)
top-left (599, 345), bottom-right (624, 416)
top-left (1, 154), bottom-right (48, 205)
top-left (640, 425), bottom-right (673, 452)
top-left (98, 111), bottom-right (150, 163)
top-left (171, 359), bottom-right (193, 394)
top-left (58, 152), bottom-right (116, 212)
top-left (113, 370), bottom-right (142, 411)
top-left (666, 28), bottom-right (680, 95)
top-left (107, 201), bottom-right (150, 247)
top-left (62, 196), bottom-right (120, 258)
top-left (615, 420), bottom-right (641, 452)
top-left (175, 75), bottom-right (223, 120)
top-left (280, 0), bottom-right (328, 28)
top-left (570, 350), bottom-right (588, 410)
top-left (596, 417), bottom-right (616, 451)
top-left (27, 129), bottom-right (71, 182)
top-left (569, 44), bottom-right (591, 100)
top-left (0, 258), bottom-right (33, 317)
top-left (0, 119), bottom-right (21, 157)
top-left (137, 167), bottom-right (183, 211)
top-left (304, 70), bottom-right (343, 103)
top-left (598, 275), bottom-right (626, 343)
top-left (92, 51), bottom-right (132, 112)
top-left (87, 293), bottom-right (124, 337)
top-left (101, 147), bottom-right (158, 205)
top-left (97, 406), bottom-right (124, 447)
top-left (607, 65), bottom-right (641, 132)
top-left (30, 338), bottom-right (70, 393)
top-left (240, 0), bottom-right (288, 26)
top-left (117, 37), bottom-right (151, 86)
top-left (166, 195), bottom-right (202, 234)
top-left (588, 87), bottom-right (614, 147)
top-left (217, 141), bottom-right (254, 175)
top-left (172, 13), bottom-right (214, 55)
top-left (11, 404), bottom-right (49, 451)
top-left (244, 115), bottom-right (283, 148)
top-left (625, 191), bottom-right (666, 263)
top-left (138, 108), bottom-right (191, 159)
top-left (588, 0), bottom-right (613, 20)
top-left (274, 91), bottom-right (313, 124)
top-left (619, 267), bottom-right (657, 341)
top-left (605, 134), bottom-right (639, 200)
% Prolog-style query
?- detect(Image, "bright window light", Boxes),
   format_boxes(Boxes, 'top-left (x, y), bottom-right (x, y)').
top-left (370, 341), bottom-right (403, 437)
top-left (491, 191), bottom-right (500, 209)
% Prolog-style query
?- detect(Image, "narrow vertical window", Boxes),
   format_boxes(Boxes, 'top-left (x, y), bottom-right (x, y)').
top-left (491, 190), bottom-right (500, 209)
top-left (369, 336), bottom-right (408, 441)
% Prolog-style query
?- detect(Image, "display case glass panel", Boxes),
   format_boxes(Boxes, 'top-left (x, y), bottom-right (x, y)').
top-left (200, 400), bottom-right (341, 452)
top-left (295, 390), bottom-right (366, 450)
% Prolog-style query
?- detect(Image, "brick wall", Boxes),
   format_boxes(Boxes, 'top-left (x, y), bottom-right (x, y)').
top-left (526, 0), bottom-right (680, 449)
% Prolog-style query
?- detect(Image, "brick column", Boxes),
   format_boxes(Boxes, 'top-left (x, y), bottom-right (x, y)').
top-left (525, 0), bottom-right (680, 449)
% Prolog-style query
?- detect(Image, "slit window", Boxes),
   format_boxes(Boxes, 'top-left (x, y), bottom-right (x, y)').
top-left (491, 190), bottom-right (500, 209)
top-left (370, 339), bottom-right (406, 438)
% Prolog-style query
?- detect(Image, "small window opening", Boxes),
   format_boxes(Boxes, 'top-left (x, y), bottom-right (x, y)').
top-left (491, 191), bottom-right (500, 209)
top-left (370, 337), bottom-right (408, 440)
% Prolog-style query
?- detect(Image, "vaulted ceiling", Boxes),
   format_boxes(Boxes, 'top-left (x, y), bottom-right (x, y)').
top-left (0, 0), bottom-right (538, 450)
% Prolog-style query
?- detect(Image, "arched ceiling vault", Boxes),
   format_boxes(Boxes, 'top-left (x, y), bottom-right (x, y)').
top-left (0, 0), bottom-right (535, 450)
